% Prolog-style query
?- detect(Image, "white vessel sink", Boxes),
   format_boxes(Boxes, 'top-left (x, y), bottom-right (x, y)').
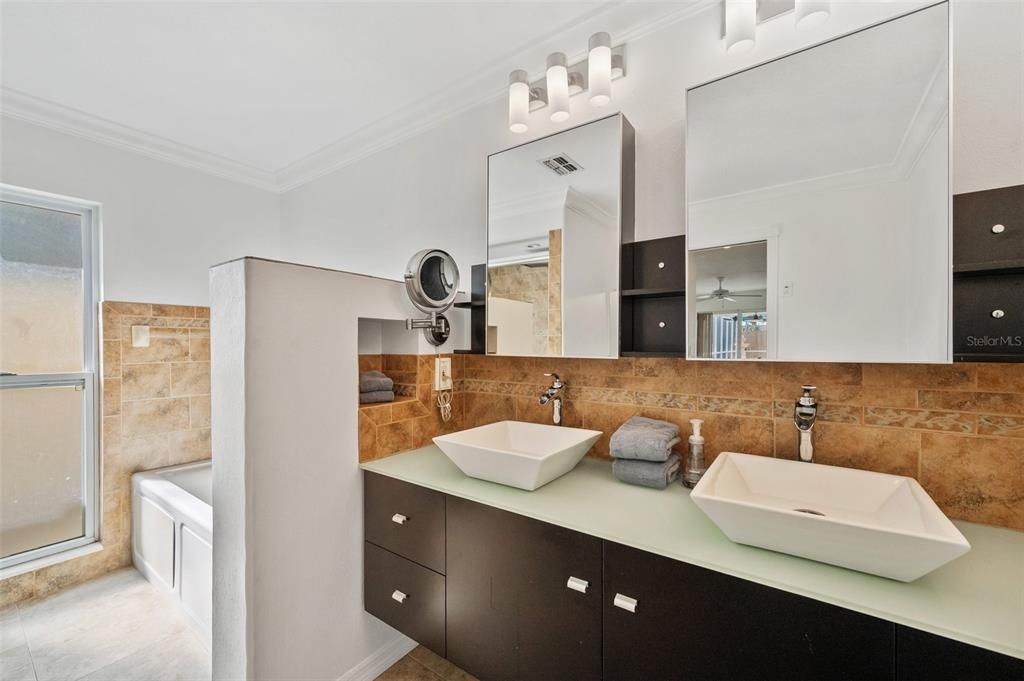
top-left (690, 452), bottom-right (971, 582)
top-left (434, 421), bottom-right (601, 491)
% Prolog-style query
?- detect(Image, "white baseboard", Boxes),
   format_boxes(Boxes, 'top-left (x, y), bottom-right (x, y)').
top-left (336, 635), bottom-right (417, 681)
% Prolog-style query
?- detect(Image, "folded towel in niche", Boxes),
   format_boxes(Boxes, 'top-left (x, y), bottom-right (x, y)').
top-left (612, 452), bottom-right (681, 490)
top-left (359, 390), bottom-right (395, 404)
top-left (360, 371), bottom-right (394, 393)
top-left (609, 416), bottom-right (681, 462)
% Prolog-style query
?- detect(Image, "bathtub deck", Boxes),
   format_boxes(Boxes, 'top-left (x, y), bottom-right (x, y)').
top-left (1, 568), bottom-right (209, 681)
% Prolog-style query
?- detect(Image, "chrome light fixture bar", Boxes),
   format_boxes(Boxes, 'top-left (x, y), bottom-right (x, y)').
top-left (722, 0), bottom-right (831, 52)
top-left (506, 33), bottom-right (626, 133)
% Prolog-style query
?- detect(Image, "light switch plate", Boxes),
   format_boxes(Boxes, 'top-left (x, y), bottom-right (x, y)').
top-left (435, 357), bottom-right (453, 391)
top-left (131, 325), bottom-right (150, 347)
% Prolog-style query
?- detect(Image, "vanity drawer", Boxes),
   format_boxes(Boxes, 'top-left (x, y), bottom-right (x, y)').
top-left (364, 472), bottom-right (445, 573)
top-left (953, 184), bottom-right (1024, 271)
top-left (364, 542), bottom-right (445, 657)
top-left (953, 272), bottom-right (1024, 361)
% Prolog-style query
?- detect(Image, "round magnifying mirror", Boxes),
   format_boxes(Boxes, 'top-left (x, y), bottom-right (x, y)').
top-left (405, 249), bottom-right (460, 313)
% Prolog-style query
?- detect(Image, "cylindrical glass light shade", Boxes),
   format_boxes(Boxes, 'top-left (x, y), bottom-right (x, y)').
top-left (546, 52), bottom-right (570, 123)
top-left (795, 0), bottom-right (830, 28)
top-left (508, 69), bottom-right (529, 133)
top-left (725, 0), bottom-right (756, 54)
top-left (588, 32), bottom-right (612, 106)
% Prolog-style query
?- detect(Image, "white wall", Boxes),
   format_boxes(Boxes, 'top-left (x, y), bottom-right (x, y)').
top-left (212, 259), bottom-right (462, 681)
top-left (0, 116), bottom-right (281, 306)
top-left (279, 1), bottom-right (1023, 285)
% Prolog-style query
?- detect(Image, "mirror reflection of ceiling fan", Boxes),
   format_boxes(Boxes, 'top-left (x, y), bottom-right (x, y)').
top-left (697, 276), bottom-right (762, 303)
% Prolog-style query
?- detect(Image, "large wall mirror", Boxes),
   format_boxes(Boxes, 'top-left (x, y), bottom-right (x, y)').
top-left (487, 114), bottom-right (633, 357)
top-left (686, 3), bottom-right (950, 363)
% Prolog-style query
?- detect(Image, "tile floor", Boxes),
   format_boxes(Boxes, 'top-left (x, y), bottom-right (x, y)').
top-left (376, 646), bottom-right (477, 681)
top-left (0, 568), bottom-right (210, 681)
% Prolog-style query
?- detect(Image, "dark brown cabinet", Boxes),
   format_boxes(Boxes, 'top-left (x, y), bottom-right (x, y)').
top-left (446, 496), bottom-right (602, 681)
top-left (604, 541), bottom-right (895, 681)
top-left (896, 626), bottom-right (1024, 681)
top-left (363, 475), bottom-right (1022, 681)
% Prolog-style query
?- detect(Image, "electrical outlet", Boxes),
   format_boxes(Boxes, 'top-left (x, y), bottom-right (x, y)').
top-left (435, 357), bottom-right (453, 391)
top-left (782, 281), bottom-right (795, 298)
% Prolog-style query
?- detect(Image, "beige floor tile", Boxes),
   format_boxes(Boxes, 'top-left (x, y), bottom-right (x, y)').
top-left (408, 646), bottom-right (478, 681)
top-left (374, 654), bottom-right (443, 681)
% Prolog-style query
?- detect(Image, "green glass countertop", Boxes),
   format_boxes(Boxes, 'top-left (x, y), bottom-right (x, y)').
top-left (361, 446), bottom-right (1024, 660)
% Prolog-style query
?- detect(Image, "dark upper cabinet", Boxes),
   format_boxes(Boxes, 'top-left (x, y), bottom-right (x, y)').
top-left (953, 184), bottom-right (1024, 272)
top-left (603, 541), bottom-right (895, 681)
top-left (896, 626), bottom-right (1024, 681)
top-left (445, 495), bottom-right (602, 681)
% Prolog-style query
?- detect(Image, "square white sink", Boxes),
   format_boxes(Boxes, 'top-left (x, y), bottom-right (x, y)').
top-left (690, 452), bottom-right (971, 582)
top-left (434, 421), bottom-right (601, 491)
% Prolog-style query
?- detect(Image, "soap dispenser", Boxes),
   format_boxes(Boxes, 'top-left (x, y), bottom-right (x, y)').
top-left (683, 419), bottom-right (707, 489)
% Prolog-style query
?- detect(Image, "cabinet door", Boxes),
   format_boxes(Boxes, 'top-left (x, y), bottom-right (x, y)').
top-left (896, 625), bottom-right (1024, 681)
top-left (445, 495), bottom-right (602, 681)
top-left (604, 541), bottom-right (895, 681)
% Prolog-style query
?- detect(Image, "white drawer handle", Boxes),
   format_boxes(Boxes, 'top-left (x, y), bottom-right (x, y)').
top-left (391, 513), bottom-right (408, 525)
top-left (566, 576), bottom-right (589, 594)
top-left (392, 590), bottom-right (407, 604)
top-left (992, 224), bottom-right (1005, 234)
top-left (613, 593), bottom-right (637, 613)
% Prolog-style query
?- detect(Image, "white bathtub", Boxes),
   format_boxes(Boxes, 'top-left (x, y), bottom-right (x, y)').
top-left (132, 460), bottom-right (212, 643)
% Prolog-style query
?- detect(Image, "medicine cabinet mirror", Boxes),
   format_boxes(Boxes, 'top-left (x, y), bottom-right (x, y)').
top-left (686, 3), bottom-right (950, 362)
top-left (486, 114), bottom-right (634, 357)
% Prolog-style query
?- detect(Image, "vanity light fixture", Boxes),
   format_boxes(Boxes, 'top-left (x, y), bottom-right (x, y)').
top-left (795, 0), bottom-right (830, 28)
top-left (546, 52), bottom-right (571, 123)
top-left (588, 32), bottom-right (612, 106)
top-left (508, 70), bottom-right (530, 133)
top-left (505, 33), bottom-right (625, 130)
top-left (725, 0), bottom-right (756, 54)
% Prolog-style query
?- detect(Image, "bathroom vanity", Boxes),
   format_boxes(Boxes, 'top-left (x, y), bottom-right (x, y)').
top-left (362, 447), bottom-right (1024, 681)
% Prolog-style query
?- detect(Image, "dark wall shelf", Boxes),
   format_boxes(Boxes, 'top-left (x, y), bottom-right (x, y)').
top-left (620, 235), bottom-right (686, 356)
top-left (953, 184), bottom-right (1024, 363)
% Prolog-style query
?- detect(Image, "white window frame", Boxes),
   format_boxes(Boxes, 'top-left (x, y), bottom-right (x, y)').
top-left (0, 184), bottom-right (102, 570)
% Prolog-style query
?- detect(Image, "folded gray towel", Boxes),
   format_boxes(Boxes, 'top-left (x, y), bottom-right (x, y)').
top-left (359, 390), bottom-right (395, 404)
top-left (613, 452), bottom-right (681, 489)
top-left (609, 416), bottom-right (681, 462)
top-left (360, 371), bottom-right (394, 393)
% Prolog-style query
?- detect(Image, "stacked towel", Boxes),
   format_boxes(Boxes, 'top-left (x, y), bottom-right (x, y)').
top-left (360, 371), bottom-right (395, 404)
top-left (609, 416), bottom-right (682, 489)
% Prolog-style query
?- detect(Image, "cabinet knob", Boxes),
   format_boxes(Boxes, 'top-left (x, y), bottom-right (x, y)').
top-left (566, 576), bottom-right (589, 594)
top-left (991, 224), bottom-right (1005, 234)
top-left (658, 321), bottom-right (666, 329)
top-left (992, 309), bottom-right (1005, 319)
top-left (391, 590), bottom-right (408, 604)
top-left (658, 261), bottom-right (666, 269)
top-left (613, 593), bottom-right (638, 613)
top-left (391, 513), bottom-right (408, 525)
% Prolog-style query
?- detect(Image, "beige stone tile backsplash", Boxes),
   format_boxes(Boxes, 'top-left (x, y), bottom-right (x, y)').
top-left (361, 354), bottom-right (1024, 533)
top-left (1, 302), bottom-right (211, 608)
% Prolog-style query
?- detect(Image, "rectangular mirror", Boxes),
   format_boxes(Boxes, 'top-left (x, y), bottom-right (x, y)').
top-left (686, 3), bottom-right (950, 362)
top-left (487, 114), bottom-right (634, 357)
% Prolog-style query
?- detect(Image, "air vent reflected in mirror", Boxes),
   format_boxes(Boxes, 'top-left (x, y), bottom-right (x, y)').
top-left (539, 154), bottom-right (584, 176)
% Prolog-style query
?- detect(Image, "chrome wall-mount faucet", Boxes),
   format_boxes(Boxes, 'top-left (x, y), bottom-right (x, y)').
top-left (538, 373), bottom-right (565, 425)
top-left (794, 385), bottom-right (818, 462)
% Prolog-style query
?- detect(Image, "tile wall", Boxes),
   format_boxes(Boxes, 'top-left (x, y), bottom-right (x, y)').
top-left (360, 354), bottom-right (1023, 532)
top-left (1, 302), bottom-right (211, 606)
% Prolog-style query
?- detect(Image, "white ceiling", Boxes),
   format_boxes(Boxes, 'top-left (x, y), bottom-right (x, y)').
top-left (0, 1), bottom-right (709, 191)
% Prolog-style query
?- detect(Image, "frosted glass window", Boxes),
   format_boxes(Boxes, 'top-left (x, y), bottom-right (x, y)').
top-left (0, 383), bottom-right (85, 558)
top-left (1, 200), bottom-right (85, 374)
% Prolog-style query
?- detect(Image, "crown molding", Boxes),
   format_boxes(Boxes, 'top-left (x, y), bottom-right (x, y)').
top-left (1, 1), bottom-right (718, 195)
top-left (0, 87), bottom-right (279, 192)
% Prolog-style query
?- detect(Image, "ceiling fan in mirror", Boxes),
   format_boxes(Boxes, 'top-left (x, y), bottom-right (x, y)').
top-left (697, 276), bottom-right (763, 303)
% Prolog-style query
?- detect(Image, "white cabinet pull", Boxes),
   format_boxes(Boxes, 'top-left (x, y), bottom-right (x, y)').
top-left (391, 513), bottom-right (408, 525)
top-left (613, 593), bottom-right (638, 613)
top-left (992, 224), bottom-right (1005, 234)
top-left (566, 576), bottom-right (589, 594)
top-left (392, 590), bottom-right (407, 604)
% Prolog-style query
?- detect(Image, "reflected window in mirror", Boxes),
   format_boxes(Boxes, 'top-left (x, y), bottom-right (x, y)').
top-left (692, 242), bottom-right (770, 359)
